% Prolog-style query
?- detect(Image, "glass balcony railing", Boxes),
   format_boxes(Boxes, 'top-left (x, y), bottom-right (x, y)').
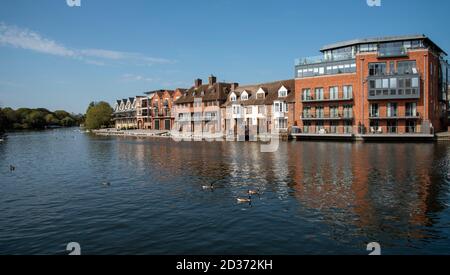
top-left (378, 46), bottom-right (408, 58)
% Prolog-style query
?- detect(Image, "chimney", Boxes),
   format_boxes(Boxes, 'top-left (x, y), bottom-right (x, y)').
top-left (194, 78), bottom-right (202, 88)
top-left (208, 75), bottom-right (217, 85)
top-left (231, 83), bottom-right (239, 91)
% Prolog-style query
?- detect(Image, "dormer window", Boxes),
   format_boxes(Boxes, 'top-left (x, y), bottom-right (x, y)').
top-left (256, 88), bottom-right (265, 100)
top-left (278, 86), bottom-right (288, 97)
top-left (241, 91), bottom-right (249, 101)
top-left (230, 92), bottom-right (237, 102)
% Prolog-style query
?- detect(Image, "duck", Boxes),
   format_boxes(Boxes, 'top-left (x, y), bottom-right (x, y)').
top-left (102, 181), bottom-right (111, 186)
top-left (202, 182), bottom-right (215, 190)
top-left (247, 189), bottom-right (260, 196)
top-left (9, 165), bottom-right (15, 172)
top-left (237, 195), bottom-right (252, 203)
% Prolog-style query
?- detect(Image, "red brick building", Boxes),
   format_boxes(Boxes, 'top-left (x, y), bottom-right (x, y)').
top-left (294, 35), bottom-right (448, 140)
top-left (143, 89), bottom-right (185, 130)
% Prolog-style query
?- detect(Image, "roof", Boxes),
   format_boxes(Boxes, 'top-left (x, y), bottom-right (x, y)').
top-left (174, 82), bottom-right (233, 104)
top-left (223, 79), bottom-right (295, 107)
top-left (320, 34), bottom-right (447, 55)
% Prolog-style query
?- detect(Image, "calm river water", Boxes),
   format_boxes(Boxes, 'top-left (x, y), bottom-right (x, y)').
top-left (1, 128), bottom-right (450, 255)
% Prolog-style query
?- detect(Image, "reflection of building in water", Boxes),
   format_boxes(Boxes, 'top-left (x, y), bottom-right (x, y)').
top-left (288, 142), bottom-right (447, 241)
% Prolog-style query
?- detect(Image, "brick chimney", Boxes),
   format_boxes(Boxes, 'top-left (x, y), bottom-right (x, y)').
top-left (231, 83), bottom-right (239, 91)
top-left (208, 75), bottom-right (217, 85)
top-left (194, 78), bottom-right (202, 88)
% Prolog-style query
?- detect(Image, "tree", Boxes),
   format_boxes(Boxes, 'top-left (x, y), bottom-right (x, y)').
top-left (45, 114), bottom-right (60, 126)
top-left (25, 111), bottom-right (46, 129)
top-left (61, 116), bottom-right (76, 127)
top-left (84, 101), bottom-right (113, 130)
top-left (0, 108), bottom-right (6, 134)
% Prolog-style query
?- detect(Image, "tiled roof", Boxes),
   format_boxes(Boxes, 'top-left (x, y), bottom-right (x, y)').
top-left (222, 79), bottom-right (295, 107)
top-left (174, 82), bottom-right (233, 104)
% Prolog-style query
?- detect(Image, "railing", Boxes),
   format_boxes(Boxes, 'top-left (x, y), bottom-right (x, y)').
top-left (301, 113), bottom-right (354, 120)
top-left (295, 52), bottom-right (355, 66)
top-left (302, 96), bottom-right (353, 102)
top-left (292, 124), bottom-right (434, 136)
top-left (378, 46), bottom-right (408, 58)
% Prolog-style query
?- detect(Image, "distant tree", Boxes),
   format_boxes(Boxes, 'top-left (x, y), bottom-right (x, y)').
top-left (25, 111), bottom-right (46, 129)
top-left (61, 116), bottom-right (76, 127)
top-left (0, 108), bottom-right (6, 134)
top-left (45, 114), bottom-right (60, 126)
top-left (54, 110), bottom-right (71, 121)
top-left (84, 101), bottom-right (113, 130)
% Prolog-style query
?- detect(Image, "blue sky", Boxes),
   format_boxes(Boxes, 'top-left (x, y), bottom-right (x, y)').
top-left (0, 0), bottom-right (449, 114)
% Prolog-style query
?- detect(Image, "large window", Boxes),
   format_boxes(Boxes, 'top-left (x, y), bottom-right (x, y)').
top-left (387, 103), bottom-right (398, 117)
top-left (302, 89), bottom-right (312, 101)
top-left (369, 62), bottom-right (387, 76)
top-left (370, 104), bottom-right (379, 117)
top-left (397, 61), bottom-right (417, 74)
top-left (343, 85), bottom-right (353, 99)
top-left (406, 102), bottom-right (417, 117)
top-left (330, 106), bottom-right (339, 118)
top-left (329, 86), bottom-right (338, 100)
top-left (314, 88), bottom-right (324, 100)
top-left (277, 118), bottom-right (287, 129)
top-left (315, 106), bottom-right (324, 118)
top-left (343, 105), bottom-right (353, 118)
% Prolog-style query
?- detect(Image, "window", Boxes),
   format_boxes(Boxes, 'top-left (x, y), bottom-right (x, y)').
top-left (329, 86), bottom-right (338, 100)
top-left (303, 107), bottom-right (311, 118)
top-left (302, 89), bottom-right (311, 101)
top-left (369, 63), bottom-right (387, 76)
top-left (370, 104), bottom-right (379, 117)
top-left (273, 102), bottom-right (287, 113)
top-left (315, 106), bottom-right (324, 118)
top-left (230, 94), bottom-right (237, 101)
top-left (277, 118), bottom-right (287, 129)
top-left (387, 103), bottom-right (398, 117)
top-left (343, 85), bottom-right (353, 99)
top-left (315, 88), bottom-right (324, 100)
top-left (246, 107), bottom-right (252, 115)
top-left (278, 87), bottom-right (288, 97)
top-left (343, 105), bottom-right (353, 118)
top-left (258, 106), bottom-right (265, 114)
top-left (241, 92), bottom-right (248, 101)
top-left (257, 92), bottom-right (265, 100)
top-left (397, 61), bottom-right (417, 74)
top-left (406, 102), bottom-right (417, 117)
top-left (330, 106), bottom-right (339, 118)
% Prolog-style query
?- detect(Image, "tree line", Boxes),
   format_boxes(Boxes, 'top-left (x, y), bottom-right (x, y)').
top-left (0, 101), bottom-right (115, 134)
top-left (0, 107), bottom-right (83, 133)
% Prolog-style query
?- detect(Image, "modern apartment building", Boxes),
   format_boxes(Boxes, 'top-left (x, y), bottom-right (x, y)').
top-left (294, 35), bottom-right (449, 139)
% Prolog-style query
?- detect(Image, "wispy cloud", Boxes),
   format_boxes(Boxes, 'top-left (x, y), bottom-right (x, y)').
top-left (121, 74), bottom-right (158, 82)
top-left (0, 22), bottom-right (175, 66)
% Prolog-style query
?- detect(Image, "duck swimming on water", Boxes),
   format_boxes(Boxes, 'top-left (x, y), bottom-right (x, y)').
top-left (202, 182), bottom-right (214, 190)
top-left (237, 195), bottom-right (252, 203)
top-left (9, 165), bottom-right (15, 172)
top-left (247, 189), bottom-right (260, 196)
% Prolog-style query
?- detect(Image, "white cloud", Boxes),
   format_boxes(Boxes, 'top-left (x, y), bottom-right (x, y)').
top-left (121, 74), bottom-right (157, 82)
top-left (0, 22), bottom-right (175, 66)
top-left (0, 22), bottom-right (75, 57)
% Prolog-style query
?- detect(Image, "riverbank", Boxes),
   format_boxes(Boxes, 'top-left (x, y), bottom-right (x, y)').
top-left (92, 129), bottom-right (171, 138)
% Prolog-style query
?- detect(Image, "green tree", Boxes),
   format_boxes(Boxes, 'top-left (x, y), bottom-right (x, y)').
top-left (25, 111), bottom-right (46, 129)
top-left (84, 101), bottom-right (113, 130)
top-left (61, 116), bottom-right (76, 127)
top-left (0, 108), bottom-right (6, 134)
top-left (45, 114), bottom-right (60, 126)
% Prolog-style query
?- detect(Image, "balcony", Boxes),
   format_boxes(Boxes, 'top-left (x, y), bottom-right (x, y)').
top-left (292, 126), bottom-right (354, 138)
top-left (368, 74), bottom-right (420, 100)
top-left (378, 46), bottom-right (408, 58)
top-left (369, 112), bottom-right (421, 120)
top-left (302, 113), bottom-right (353, 121)
top-left (302, 96), bottom-right (353, 103)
